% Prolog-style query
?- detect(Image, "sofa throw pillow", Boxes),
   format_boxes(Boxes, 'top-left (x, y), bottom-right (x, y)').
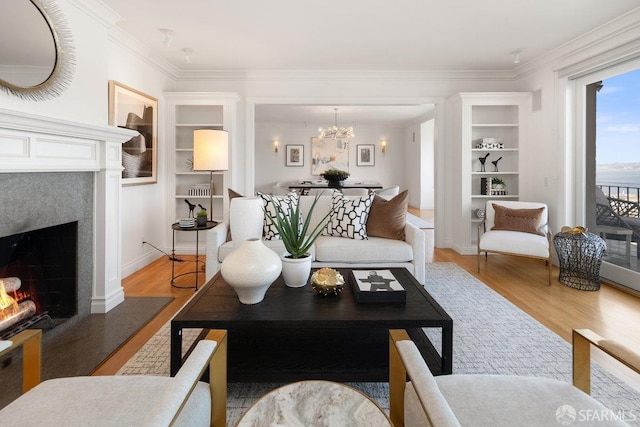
top-left (366, 190), bottom-right (408, 240)
top-left (258, 191), bottom-right (301, 240)
top-left (226, 188), bottom-right (244, 242)
top-left (491, 203), bottom-right (545, 236)
top-left (324, 191), bottom-right (375, 240)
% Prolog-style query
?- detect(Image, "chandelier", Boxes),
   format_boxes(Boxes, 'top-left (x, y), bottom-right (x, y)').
top-left (318, 108), bottom-right (354, 140)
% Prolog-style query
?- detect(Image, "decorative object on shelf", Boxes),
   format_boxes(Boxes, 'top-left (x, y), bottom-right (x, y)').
top-left (193, 129), bottom-right (229, 222)
top-left (311, 268), bottom-right (345, 296)
top-left (318, 108), bottom-right (354, 140)
top-left (184, 199), bottom-right (196, 217)
top-left (262, 194), bottom-right (332, 287)
top-left (320, 169), bottom-right (350, 187)
top-left (478, 153), bottom-right (490, 172)
top-left (490, 178), bottom-right (508, 195)
top-left (285, 144), bottom-right (304, 167)
top-left (474, 208), bottom-right (486, 220)
top-left (109, 81), bottom-right (158, 186)
top-left (186, 156), bottom-right (193, 171)
top-left (230, 197), bottom-right (263, 248)
top-left (356, 144), bottom-right (375, 166)
top-left (492, 157), bottom-right (502, 172)
top-left (221, 238), bottom-right (282, 304)
top-left (187, 184), bottom-right (210, 197)
top-left (475, 138), bottom-right (504, 149)
top-left (196, 209), bottom-right (207, 226)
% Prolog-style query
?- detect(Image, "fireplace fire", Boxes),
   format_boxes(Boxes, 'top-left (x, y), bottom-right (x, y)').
top-left (0, 277), bottom-right (38, 335)
top-left (0, 222), bottom-right (77, 339)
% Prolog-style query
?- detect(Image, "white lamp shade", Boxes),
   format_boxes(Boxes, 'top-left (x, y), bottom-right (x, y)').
top-left (193, 129), bottom-right (229, 171)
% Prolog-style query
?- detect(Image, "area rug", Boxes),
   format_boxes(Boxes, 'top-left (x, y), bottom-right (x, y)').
top-left (0, 296), bottom-right (173, 409)
top-left (118, 264), bottom-right (640, 425)
top-left (406, 212), bottom-right (433, 228)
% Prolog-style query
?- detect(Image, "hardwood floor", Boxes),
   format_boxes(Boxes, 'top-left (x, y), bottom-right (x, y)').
top-left (94, 208), bottom-right (640, 392)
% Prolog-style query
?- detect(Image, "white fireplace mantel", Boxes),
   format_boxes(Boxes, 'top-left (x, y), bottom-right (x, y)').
top-left (0, 108), bottom-right (136, 313)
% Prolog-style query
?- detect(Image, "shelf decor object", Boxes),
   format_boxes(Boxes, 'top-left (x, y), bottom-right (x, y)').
top-left (193, 129), bottom-right (229, 222)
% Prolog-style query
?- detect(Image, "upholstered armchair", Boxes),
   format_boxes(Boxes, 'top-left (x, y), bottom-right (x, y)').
top-left (0, 330), bottom-right (228, 427)
top-left (389, 329), bottom-right (640, 427)
top-left (477, 200), bottom-right (552, 285)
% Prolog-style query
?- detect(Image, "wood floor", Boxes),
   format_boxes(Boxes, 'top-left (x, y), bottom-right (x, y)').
top-left (94, 208), bottom-right (640, 392)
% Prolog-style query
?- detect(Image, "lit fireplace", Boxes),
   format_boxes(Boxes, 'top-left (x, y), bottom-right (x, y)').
top-left (0, 277), bottom-right (36, 333)
top-left (0, 222), bottom-right (77, 338)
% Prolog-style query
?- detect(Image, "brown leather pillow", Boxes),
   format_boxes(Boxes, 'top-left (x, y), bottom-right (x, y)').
top-left (491, 203), bottom-right (545, 236)
top-left (226, 188), bottom-right (244, 241)
top-left (366, 190), bottom-right (408, 240)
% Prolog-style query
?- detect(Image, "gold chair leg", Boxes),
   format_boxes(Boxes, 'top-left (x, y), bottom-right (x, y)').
top-left (389, 329), bottom-right (410, 427)
top-left (206, 329), bottom-right (227, 427)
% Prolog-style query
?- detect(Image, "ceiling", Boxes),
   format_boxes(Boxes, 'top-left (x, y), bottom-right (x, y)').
top-left (102, 0), bottom-right (640, 72)
top-left (99, 0), bottom-right (639, 125)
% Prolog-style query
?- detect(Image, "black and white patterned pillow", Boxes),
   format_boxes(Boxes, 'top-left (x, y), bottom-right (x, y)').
top-left (324, 191), bottom-right (375, 239)
top-left (258, 191), bottom-right (301, 240)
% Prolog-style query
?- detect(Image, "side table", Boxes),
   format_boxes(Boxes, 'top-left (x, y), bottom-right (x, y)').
top-left (171, 221), bottom-right (216, 290)
top-left (236, 380), bottom-right (391, 426)
top-left (553, 231), bottom-right (606, 291)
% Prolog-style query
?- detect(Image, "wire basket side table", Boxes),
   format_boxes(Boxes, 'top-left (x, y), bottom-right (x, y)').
top-left (553, 232), bottom-right (606, 291)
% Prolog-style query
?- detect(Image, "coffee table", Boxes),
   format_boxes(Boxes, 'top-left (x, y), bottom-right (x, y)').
top-left (170, 267), bottom-right (452, 381)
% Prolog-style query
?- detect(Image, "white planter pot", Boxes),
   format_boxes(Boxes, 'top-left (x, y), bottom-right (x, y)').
top-left (281, 254), bottom-right (312, 288)
top-left (221, 239), bottom-right (282, 304)
top-left (230, 197), bottom-right (264, 248)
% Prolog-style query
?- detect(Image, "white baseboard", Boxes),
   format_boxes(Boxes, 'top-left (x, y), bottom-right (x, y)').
top-left (121, 251), bottom-right (164, 279)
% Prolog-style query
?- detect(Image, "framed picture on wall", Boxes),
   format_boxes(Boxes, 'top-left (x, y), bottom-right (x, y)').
top-left (356, 144), bottom-right (375, 166)
top-left (108, 80), bottom-right (158, 186)
top-left (286, 144), bottom-right (304, 166)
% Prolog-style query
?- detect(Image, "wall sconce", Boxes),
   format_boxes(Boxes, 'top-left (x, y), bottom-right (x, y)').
top-left (381, 139), bottom-right (387, 154)
top-left (274, 140), bottom-right (279, 154)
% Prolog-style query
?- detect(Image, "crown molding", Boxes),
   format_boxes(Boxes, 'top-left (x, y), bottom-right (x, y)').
top-left (176, 69), bottom-right (516, 82)
top-left (66, 0), bottom-right (123, 28)
top-left (513, 7), bottom-right (640, 80)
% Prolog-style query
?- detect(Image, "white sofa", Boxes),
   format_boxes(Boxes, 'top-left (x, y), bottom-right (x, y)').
top-left (206, 194), bottom-right (426, 284)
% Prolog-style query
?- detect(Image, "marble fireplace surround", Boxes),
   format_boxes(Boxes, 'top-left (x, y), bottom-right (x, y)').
top-left (0, 108), bottom-right (136, 314)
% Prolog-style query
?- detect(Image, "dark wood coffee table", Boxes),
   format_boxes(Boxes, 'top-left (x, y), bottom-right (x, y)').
top-left (170, 268), bottom-right (452, 382)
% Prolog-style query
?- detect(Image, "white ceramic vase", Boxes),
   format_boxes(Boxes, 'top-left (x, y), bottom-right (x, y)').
top-left (230, 197), bottom-right (264, 248)
top-left (281, 254), bottom-right (312, 288)
top-left (221, 238), bottom-right (282, 304)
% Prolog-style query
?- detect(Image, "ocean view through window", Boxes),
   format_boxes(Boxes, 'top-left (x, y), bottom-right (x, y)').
top-left (593, 68), bottom-right (640, 275)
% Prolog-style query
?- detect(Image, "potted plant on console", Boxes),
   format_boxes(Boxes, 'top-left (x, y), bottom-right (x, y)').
top-left (321, 169), bottom-right (350, 188)
top-left (265, 195), bottom-right (332, 287)
top-left (195, 209), bottom-right (208, 227)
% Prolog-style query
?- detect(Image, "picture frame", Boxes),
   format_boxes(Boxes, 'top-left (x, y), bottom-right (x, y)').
top-left (356, 144), bottom-right (375, 166)
top-left (108, 80), bottom-right (158, 185)
top-left (286, 144), bottom-right (304, 167)
top-left (311, 137), bottom-right (350, 175)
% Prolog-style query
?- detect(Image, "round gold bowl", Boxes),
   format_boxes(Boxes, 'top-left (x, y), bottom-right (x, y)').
top-left (311, 268), bottom-right (345, 296)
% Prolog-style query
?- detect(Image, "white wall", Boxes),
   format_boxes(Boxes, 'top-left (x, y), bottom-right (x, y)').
top-left (255, 122), bottom-right (405, 194)
top-left (421, 119), bottom-right (435, 209)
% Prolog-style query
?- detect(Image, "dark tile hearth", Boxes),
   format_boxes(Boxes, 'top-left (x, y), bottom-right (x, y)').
top-left (0, 296), bottom-right (172, 409)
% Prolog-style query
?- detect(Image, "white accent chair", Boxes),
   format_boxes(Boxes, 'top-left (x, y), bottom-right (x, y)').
top-left (477, 200), bottom-right (552, 285)
top-left (389, 329), bottom-right (640, 427)
top-left (0, 330), bottom-right (228, 427)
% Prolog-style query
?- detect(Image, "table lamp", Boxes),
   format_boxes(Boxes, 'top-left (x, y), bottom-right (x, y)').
top-left (193, 129), bottom-right (229, 222)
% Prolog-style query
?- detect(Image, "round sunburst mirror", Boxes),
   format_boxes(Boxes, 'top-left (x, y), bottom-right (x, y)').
top-left (0, 0), bottom-right (75, 101)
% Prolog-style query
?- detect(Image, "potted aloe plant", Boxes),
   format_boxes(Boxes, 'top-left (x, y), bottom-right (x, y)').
top-left (196, 209), bottom-right (208, 227)
top-left (321, 169), bottom-right (350, 187)
top-left (264, 194), bottom-right (332, 287)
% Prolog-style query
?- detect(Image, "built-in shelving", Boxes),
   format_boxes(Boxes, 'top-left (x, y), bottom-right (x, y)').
top-left (447, 92), bottom-right (531, 254)
top-left (164, 92), bottom-right (240, 253)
